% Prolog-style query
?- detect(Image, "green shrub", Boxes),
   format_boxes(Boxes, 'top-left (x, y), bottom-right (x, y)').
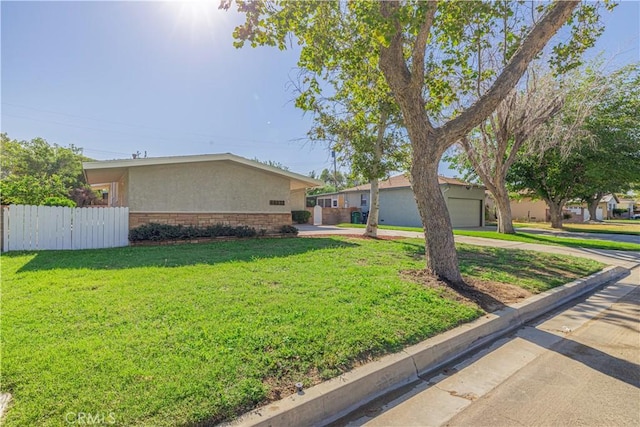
top-left (129, 223), bottom-right (258, 242)
top-left (279, 225), bottom-right (299, 235)
top-left (42, 197), bottom-right (76, 208)
top-left (291, 210), bottom-right (311, 224)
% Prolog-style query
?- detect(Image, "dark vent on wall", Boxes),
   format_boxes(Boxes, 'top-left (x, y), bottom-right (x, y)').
top-left (269, 200), bottom-right (285, 206)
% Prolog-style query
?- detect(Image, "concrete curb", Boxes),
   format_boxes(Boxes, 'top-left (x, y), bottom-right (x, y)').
top-left (225, 265), bottom-right (629, 427)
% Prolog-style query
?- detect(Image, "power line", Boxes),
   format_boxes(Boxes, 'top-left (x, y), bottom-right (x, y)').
top-left (2, 102), bottom-right (298, 146)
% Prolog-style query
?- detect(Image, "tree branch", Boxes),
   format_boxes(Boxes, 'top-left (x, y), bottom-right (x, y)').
top-left (411, 1), bottom-right (437, 90)
top-left (437, 0), bottom-right (579, 145)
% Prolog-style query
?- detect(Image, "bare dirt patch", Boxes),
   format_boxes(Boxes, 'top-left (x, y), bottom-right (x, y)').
top-left (401, 270), bottom-right (533, 312)
top-left (303, 234), bottom-right (405, 241)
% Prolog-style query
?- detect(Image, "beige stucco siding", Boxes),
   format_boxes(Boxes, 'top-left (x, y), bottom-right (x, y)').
top-left (510, 198), bottom-right (547, 221)
top-left (127, 161), bottom-right (291, 213)
top-left (290, 189), bottom-right (306, 211)
top-left (117, 171), bottom-right (128, 207)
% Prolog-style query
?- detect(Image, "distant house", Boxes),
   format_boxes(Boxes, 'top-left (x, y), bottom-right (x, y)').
top-left (309, 174), bottom-right (485, 228)
top-left (566, 194), bottom-right (620, 221)
top-left (83, 153), bottom-right (322, 232)
top-left (500, 197), bottom-right (548, 222)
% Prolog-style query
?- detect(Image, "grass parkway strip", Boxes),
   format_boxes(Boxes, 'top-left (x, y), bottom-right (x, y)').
top-left (1, 237), bottom-right (603, 426)
top-left (337, 223), bottom-right (640, 251)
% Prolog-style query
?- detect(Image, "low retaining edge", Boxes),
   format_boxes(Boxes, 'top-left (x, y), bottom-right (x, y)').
top-left (226, 265), bottom-right (629, 427)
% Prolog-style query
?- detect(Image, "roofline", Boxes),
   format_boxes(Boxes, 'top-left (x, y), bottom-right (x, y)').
top-left (83, 153), bottom-right (323, 187)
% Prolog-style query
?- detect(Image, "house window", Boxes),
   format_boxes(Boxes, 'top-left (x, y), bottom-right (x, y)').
top-left (318, 198), bottom-right (334, 208)
top-left (360, 194), bottom-right (367, 207)
top-left (332, 199), bottom-right (338, 208)
top-left (269, 200), bottom-right (285, 206)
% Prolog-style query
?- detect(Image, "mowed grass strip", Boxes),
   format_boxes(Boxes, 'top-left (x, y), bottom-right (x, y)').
top-left (514, 221), bottom-right (640, 235)
top-left (1, 237), bottom-right (602, 426)
top-left (337, 223), bottom-right (640, 251)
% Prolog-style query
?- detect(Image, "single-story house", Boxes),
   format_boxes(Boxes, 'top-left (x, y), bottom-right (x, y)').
top-left (617, 197), bottom-right (637, 217)
top-left (508, 197), bottom-right (548, 222)
top-left (83, 153), bottom-right (322, 232)
top-left (310, 174), bottom-right (485, 228)
top-left (566, 194), bottom-right (620, 221)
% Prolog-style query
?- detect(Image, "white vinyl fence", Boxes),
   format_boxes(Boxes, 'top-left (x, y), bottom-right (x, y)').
top-left (2, 205), bottom-right (129, 252)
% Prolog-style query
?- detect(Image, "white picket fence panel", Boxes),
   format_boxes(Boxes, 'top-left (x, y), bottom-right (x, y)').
top-left (2, 205), bottom-right (129, 252)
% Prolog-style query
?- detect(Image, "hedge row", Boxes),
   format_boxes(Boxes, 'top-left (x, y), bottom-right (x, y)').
top-left (129, 222), bottom-right (297, 242)
top-left (291, 210), bottom-right (311, 224)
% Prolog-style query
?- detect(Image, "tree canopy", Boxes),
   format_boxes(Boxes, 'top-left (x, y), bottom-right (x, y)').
top-left (0, 134), bottom-right (93, 206)
top-left (225, 0), bottom-right (611, 282)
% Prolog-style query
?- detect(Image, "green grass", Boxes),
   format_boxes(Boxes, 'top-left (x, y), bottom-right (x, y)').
top-left (1, 237), bottom-right (603, 426)
top-left (513, 221), bottom-right (640, 235)
top-left (338, 223), bottom-right (640, 251)
top-left (454, 230), bottom-right (640, 251)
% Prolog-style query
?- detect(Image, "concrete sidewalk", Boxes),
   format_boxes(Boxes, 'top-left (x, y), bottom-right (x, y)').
top-left (339, 266), bottom-right (640, 427)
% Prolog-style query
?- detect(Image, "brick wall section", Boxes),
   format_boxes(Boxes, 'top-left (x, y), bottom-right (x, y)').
top-left (129, 212), bottom-right (292, 233)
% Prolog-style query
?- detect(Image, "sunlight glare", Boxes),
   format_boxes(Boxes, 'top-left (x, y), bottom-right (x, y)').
top-left (163, 0), bottom-right (229, 42)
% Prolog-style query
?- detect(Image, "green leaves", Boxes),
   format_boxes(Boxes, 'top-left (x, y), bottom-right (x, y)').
top-left (0, 134), bottom-right (90, 205)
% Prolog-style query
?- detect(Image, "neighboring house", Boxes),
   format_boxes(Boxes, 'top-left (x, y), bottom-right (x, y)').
top-left (566, 194), bottom-right (620, 221)
top-left (83, 153), bottom-right (322, 232)
top-left (310, 174), bottom-right (485, 228)
top-left (616, 197), bottom-right (636, 218)
top-left (507, 197), bottom-right (549, 222)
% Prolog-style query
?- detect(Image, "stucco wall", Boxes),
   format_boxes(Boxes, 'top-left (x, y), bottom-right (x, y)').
top-left (290, 189), bottom-right (306, 211)
top-left (378, 185), bottom-right (485, 228)
top-left (127, 161), bottom-right (291, 213)
top-left (510, 198), bottom-right (547, 222)
top-left (379, 188), bottom-right (422, 227)
top-left (117, 172), bottom-right (128, 207)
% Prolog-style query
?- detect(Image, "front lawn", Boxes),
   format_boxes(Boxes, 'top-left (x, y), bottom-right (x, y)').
top-left (1, 237), bottom-right (603, 426)
top-left (337, 223), bottom-right (640, 251)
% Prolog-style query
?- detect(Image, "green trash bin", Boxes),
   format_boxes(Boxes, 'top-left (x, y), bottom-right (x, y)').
top-left (351, 211), bottom-right (362, 224)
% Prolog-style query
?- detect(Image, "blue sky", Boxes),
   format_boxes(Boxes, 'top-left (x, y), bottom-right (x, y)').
top-left (1, 1), bottom-right (638, 177)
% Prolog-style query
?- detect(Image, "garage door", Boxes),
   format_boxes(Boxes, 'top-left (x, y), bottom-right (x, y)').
top-left (448, 198), bottom-right (481, 228)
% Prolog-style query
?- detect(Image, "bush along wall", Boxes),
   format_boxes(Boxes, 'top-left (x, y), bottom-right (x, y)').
top-left (291, 210), bottom-right (311, 224)
top-left (129, 222), bottom-right (298, 243)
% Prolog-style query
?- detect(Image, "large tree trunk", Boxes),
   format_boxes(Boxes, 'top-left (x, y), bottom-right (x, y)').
top-left (365, 178), bottom-right (380, 237)
top-left (586, 193), bottom-right (603, 222)
top-left (480, 174), bottom-right (516, 235)
top-left (493, 185), bottom-right (516, 234)
top-left (547, 199), bottom-right (564, 229)
top-left (377, 0), bottom-right (578, 283)
top-left (412, 149), bottom-right (463, 284)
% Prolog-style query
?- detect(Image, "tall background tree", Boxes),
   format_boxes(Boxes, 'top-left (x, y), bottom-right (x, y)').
top-left (225, 0), bottom-right (610, 283)
top-left (448, 61), bottom-right (610, 233)
top-left (573, 64), bottom-right (640, 219)
top-left (0, 134), bottom-right (94, 206)
top-left (507, 64), bottom-right (639, 227)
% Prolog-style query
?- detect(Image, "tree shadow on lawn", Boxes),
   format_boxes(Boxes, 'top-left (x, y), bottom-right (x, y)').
top-left (392, 241), bottom-right (601, 311)
top-left (13, 237), bottom-right (359, 273)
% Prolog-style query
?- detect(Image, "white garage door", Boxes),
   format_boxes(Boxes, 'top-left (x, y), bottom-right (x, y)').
top-left (448, 198), bottom-right (482, 228)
